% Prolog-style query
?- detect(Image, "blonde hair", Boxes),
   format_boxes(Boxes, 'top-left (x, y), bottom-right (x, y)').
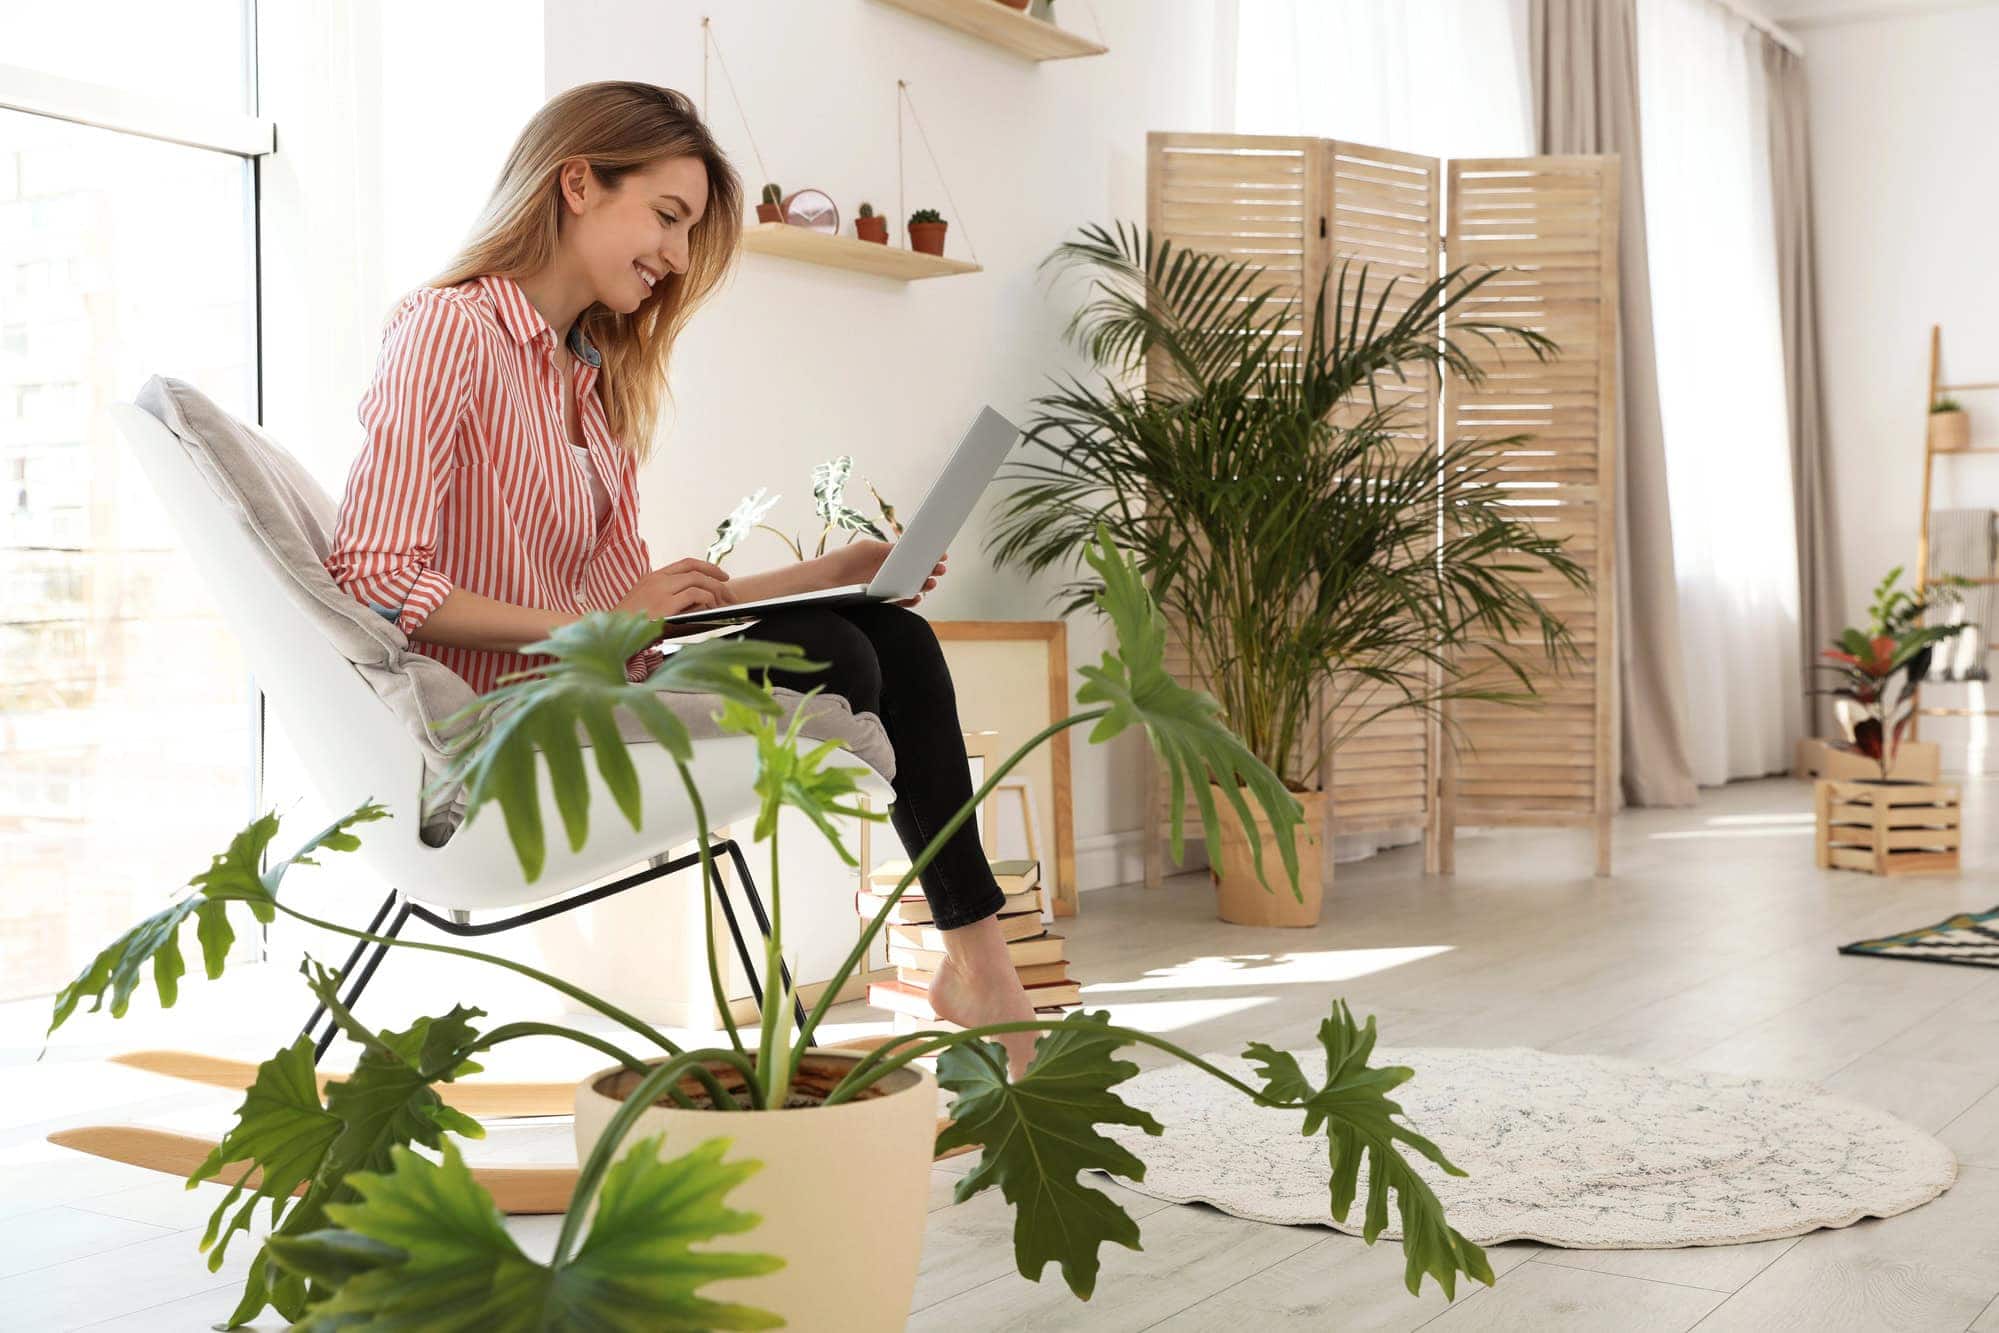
top-left (431, 81), bottom-right (742, 459)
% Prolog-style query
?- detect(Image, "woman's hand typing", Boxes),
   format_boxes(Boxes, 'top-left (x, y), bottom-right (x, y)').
top-left (615, 556), bottom-right (736, 628)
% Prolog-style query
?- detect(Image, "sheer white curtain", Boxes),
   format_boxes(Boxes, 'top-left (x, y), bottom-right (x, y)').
top-left (1234, 0), bottom-right (1533, 156)
top-left (1637, 0), bottom-right (1802, 784)
top-left (1233, 0), bottom-right (1530, 862)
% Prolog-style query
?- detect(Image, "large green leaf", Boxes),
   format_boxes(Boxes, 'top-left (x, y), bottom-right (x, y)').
top-left (716, 690), bottom-right (885, 867)
top-left (47, 804), bottom-right (387, 1035)
top-left (1243, 1001), bottom-right (1493, 1298)
top-left (271, 1135), bottom-right (784, 1331)
top-left (207, 966), bottom-right (489, 1328)
top-left (932, 1010), bottom-right (1164, 1299)
top-left (441, 612), bottom-right (818, 881)
top-left (1078, 526), bottom-right (1303, 895)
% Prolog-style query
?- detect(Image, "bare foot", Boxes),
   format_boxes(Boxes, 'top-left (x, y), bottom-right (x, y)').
top-left (927, 955), bottom-right (1040, 1079)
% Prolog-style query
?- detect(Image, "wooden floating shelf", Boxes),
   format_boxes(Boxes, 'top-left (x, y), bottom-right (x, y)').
top-left (1931, 447), bottom-right (1999, 455)
top-left (872, 0), bottom-right (1109, 61)
top-left (740, 223), bottom-right (980, 281)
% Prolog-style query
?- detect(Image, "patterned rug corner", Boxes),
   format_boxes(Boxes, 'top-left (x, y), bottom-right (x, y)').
top-left (1840, 904), bottom-right (1999, 969)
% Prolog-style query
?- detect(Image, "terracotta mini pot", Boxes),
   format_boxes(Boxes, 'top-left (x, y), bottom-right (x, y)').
top-left (908, 221), bottom-right (948, 256)
top-left (855, 214), bottom-right (889, 244)
top-left (574, 1050), bottom-right (938, 1332)
top-left (1212, 786), bottom-right (1325, 927)
top-left (755, 202), bottom-right (784, 225)
top-left (1931, 409), bottom-right (1971, 452)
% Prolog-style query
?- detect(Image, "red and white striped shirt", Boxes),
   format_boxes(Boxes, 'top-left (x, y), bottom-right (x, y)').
top-left (326, 274), bottom-right (662, 695)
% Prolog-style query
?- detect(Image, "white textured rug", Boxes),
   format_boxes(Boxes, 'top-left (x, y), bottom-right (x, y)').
top-left (1094, 1046), bottom-right (1957, 1248)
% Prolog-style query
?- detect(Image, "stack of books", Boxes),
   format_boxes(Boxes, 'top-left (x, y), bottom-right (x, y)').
top-left (860, 857), bottom-right (1080, 1031)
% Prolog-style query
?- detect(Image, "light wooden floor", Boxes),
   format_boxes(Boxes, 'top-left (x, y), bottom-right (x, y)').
top-left (5, 777), bottom-right (1999, 1330)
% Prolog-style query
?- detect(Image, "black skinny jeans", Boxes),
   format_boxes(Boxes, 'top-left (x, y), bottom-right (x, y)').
top-left (725, 602), bottom-right (1006, 931)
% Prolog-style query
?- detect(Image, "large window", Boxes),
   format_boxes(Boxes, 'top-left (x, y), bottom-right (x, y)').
top-left (0, 13), bottom-right (265, 1000)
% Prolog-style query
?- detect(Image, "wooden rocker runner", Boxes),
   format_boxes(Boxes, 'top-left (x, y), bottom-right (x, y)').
top-left (53, 1036), bottom-right (969, 1216)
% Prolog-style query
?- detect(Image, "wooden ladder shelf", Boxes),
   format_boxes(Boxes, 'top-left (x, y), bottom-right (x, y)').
top-left (1913, 323), bottom-right (1999, 734)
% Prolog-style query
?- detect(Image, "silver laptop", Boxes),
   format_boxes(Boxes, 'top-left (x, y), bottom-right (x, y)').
top-left (664, 405), bottom-right (1021, 625)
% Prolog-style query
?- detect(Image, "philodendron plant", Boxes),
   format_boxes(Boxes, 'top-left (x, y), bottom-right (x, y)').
top-left (48, 530), bottom-right (1490, 1329)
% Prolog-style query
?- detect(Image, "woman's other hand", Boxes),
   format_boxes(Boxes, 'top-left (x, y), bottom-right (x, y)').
top-left (615, 556), bottom-right (735, 623)
top-left (836, 540), bottom-right (947, 607)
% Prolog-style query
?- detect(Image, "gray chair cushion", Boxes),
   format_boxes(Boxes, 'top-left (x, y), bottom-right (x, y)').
top-left (135, 376), bottom-right (896, 842)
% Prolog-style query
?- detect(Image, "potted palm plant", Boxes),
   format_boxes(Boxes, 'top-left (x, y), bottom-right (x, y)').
top-left (989, 224), bottom-right (1587, 926)
top-left (49, 532), bottom-right (1491, 1329)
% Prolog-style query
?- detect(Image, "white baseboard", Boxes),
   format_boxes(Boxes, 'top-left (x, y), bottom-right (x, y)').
top-left (1073, 828), bottom-right (1211, 891)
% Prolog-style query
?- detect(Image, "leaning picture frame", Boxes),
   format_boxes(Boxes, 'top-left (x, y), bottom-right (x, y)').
top-left (931, 620), bottom-right (1078, 918)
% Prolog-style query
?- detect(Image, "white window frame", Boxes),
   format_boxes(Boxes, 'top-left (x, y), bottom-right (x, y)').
top-left (0, 24), bottom-right (276, 820)
top-left (0, 61), bottom-right (273, 157)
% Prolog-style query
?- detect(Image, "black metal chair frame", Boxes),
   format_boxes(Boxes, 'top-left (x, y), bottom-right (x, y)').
top-left (298, 835), bottom-right (804, 1059)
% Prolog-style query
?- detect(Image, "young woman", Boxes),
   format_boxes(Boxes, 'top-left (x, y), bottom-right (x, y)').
top-left (325, 81), bottom-right (1040, 1077)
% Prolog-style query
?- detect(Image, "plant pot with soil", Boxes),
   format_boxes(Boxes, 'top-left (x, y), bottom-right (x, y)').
top-left (855, 200), bottom-right (889, 244)
top-left (573, 1049), bottom-right (936, 1328)
top-left (908, 207), bottom-right (948, 256)
top-left (755, 181), bottom-right (784, 225)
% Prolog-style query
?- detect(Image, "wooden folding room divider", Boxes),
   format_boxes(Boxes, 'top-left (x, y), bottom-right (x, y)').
top-left (1436, 157), bottom-right (1619, 875)
top-left (1138, 133), bottom-right (1618, 887)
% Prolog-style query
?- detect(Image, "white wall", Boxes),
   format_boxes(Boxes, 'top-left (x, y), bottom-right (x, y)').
top-left (1782, 1), bottom-right (1999, 764)
top-left (544, 0), bottom-right (1227, 892)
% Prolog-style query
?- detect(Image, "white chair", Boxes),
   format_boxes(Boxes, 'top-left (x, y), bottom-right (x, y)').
top-left (61, 387), bottom-right (896, 1141)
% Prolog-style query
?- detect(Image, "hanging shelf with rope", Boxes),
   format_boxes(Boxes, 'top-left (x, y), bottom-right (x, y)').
top-left (872, 0), bottom-right (1108, 61)
top-left (704, 20), bottom-right (983, 283)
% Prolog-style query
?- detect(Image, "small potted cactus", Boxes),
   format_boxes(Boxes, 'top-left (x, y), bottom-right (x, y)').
top-left (1931, 396), bottom-right (1971, 453)
top-left (756, 182), bottom-right (784, 225)
top-left (907, 207), bottom-right (947, 256)
top-left (855, 201), bottom-right (888, 245)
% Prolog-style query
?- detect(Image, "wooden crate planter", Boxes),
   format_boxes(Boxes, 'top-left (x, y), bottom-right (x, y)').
top-left (1814, 780), bottom-right (1962, 876)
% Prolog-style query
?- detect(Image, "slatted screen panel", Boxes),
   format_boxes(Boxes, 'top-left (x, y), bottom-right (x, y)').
top-left (1141, 133), bottom-right (1443, 886)
top-left (1142, 133), bottom-right (1320, 886)
top-left (1440, 156), bottom-right (1619, 873)
top-left (1321, 142), bottom-right (1441, 842)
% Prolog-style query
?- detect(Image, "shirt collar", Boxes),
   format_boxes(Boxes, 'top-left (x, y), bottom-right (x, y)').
top-left (475, 274), bottom-right (602, 369)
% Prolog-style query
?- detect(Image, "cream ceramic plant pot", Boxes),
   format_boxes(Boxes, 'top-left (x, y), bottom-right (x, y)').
top-left (574, 1049), bottom-right (939, 1331)
top-left (1213, 786), bottom-right (1325, 927)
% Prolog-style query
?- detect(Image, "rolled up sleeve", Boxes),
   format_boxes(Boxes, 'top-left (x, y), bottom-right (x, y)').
top-left (325, 292), bottom-right (476, 636)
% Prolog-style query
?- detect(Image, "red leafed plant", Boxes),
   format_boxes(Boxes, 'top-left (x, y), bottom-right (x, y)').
top-left (1814, 567), bottom-right (1970, 779)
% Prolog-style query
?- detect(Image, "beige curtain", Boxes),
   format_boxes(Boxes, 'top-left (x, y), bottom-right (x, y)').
top-left (1530, 0), bottom-right (1699, 806)
top-left (1763, 39), bottom-right (1843, 738)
